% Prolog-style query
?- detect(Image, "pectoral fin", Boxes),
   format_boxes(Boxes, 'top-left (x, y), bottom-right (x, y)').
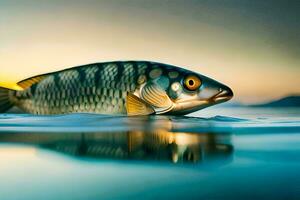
top-left (126, 92), bottom-right (155, 116)
top-left (141, 83), bottom-right (173, 113)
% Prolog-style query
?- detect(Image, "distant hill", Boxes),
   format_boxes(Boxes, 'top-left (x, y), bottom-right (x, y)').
top-left (250, 95), bottom-right (300, 107)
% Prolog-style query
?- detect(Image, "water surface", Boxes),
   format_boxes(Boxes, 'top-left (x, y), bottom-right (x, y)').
top-left (0, 107), bottom-right (299, 200)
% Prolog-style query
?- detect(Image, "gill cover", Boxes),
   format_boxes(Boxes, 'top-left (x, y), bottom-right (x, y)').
top-left (126, 82), bottom-right (174, 116)
top-left (141, 83), bottom-right (173, 112)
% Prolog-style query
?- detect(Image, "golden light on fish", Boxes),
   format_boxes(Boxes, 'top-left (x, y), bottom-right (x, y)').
top-left (0, 61), bottom-right (233, 115)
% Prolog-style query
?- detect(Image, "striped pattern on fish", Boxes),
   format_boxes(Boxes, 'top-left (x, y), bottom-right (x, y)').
top-left (0, 61), bottom-right (233, 115)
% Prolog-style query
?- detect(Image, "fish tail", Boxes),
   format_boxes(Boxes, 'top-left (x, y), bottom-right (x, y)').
top-left (0, 87), bottom-right (15, 113)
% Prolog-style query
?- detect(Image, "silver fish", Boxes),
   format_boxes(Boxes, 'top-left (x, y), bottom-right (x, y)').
top-left (0, 61), bottom-right (233, 115)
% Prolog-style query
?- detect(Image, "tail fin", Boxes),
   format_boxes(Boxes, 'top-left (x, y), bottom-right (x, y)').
top-left (0, 87), bottom-right (14, 113)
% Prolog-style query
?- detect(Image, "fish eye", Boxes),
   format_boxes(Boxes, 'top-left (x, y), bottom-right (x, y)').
top-left (184, 75), bottom-right (202, 91)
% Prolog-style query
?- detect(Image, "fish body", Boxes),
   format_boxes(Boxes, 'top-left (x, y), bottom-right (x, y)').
top-left (0, 61), bottom-right (233, 115)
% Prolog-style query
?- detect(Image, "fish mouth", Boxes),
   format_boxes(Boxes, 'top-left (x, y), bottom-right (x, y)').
top-left (211, 88), bottom-right (234, 103)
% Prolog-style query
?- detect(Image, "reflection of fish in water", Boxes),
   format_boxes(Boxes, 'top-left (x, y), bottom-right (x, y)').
top-left (0, 131), bottom-right (233, 163)
top-left (0, 61), bottom-right (233, 115)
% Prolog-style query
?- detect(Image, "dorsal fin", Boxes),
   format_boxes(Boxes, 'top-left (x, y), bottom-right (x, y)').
top-left (17, 75), bottom-right (47, 90)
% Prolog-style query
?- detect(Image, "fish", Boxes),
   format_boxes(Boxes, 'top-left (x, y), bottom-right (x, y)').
top-left (0, 61), bottom-right (233, 115)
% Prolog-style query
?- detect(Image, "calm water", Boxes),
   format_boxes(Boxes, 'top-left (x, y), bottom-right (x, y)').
top-left (0, 107), bottom-right (300, 200)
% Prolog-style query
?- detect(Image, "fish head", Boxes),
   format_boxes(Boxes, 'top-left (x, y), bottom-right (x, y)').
top-left (128, 63), bottom-right (233, 115)
top-left (167, 71), bottom-right (234, 115)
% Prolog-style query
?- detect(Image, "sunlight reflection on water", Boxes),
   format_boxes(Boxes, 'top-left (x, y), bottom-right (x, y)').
top-left (0, 107), bottom-right (300, 200)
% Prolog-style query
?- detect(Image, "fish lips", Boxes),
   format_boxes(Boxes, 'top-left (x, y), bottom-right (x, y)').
top-left (211, 87), bottom-right (234, 103)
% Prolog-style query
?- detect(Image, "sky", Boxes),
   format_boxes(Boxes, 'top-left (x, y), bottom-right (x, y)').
top-left (0, 0), bottom-right (299, 104)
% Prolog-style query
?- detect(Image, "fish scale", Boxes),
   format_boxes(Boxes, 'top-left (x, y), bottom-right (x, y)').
top-left (0, 61), bottom-right (233, 115)
top-left (14, 62), bottom-right (147, 115)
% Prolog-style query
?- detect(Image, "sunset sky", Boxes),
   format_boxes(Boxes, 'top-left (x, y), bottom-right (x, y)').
top-left (0, 0), bottom-right (299, 103)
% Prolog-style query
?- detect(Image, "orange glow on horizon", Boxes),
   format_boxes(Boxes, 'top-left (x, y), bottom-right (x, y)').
top-left (1, 1), bottom-right (299, 104)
